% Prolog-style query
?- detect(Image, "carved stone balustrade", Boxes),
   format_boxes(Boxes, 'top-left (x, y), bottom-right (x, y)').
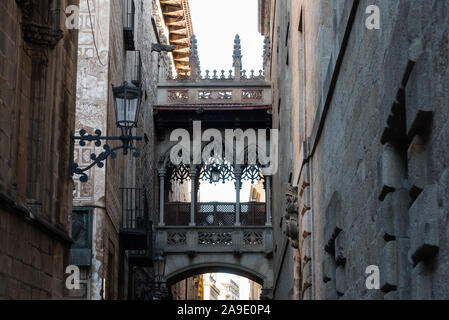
top-left (156, 226), bottom-right (272, 255)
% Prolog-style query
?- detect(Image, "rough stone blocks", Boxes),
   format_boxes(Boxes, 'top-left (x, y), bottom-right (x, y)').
top-left (322, 251), bottom-right (335, 283)
top-left (409, 184), bottom-right (440, 265)
top-left (407, 135), bottom-right (427, 196)
top-left (411, 262), bottom-right (432, 300)
top-left (335, 265), bottom-right (346, 297)
top-left (380, 240), bottom-right (398, 292)
top-left (379, 189), bottom-right (410, 240)
top-left (379, 143), bottom-right (406, 201)
top-left (405, 51), bottom-right (434, 138)
top-left (334, 231), bottom-right (346, 266)
top-left (324, 280), bottom-right (337, 300)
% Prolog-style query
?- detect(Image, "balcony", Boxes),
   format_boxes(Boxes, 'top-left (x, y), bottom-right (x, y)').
top-left (164, 202), bottom-right (267, 226)
top-left (156, 225), bottom-right (272, 255)
top-left (128, 220), bottom-right (153, 267)
top-left (154, 77), bottom-right (272, 130)
top-left (119, 188), bottom-right (149, 250)
top-left (123, 0), bottom-right (135, 50)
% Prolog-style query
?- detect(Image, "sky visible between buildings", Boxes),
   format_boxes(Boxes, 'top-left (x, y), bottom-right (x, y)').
top-left (189, 0), bottom-right (265, 76)
top-left (190, 0), bottom-right (264, 203)
top-left (188, 1), bottom-right (264, 291)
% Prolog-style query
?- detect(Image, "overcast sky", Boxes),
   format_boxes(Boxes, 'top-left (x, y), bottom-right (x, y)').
top-left (189, 0), bottom-right (265, 75)
top-left (188, 0), bottom-right (262, 203)
top-left (180, 1), bottom-right (264, 295)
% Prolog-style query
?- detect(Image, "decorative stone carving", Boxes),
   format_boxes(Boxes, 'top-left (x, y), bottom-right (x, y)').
top-left (16, 0), bottom-right (33, 20)
top-left (151, 43), bottom-right (176, 53)
top-left (198, 231), bottom-right (232, 246)
top-left (242, 90), bottom-right (263, 100)
top-left (243, 231), bottom-right (264, 245)
top-left (167, 231), bottom-right (187, 246)
top-left (285, 220), bottom-right (299, 248)
top-left (22, 23), bottom-right (63, 49)
top-left (285, 183), bottom-right (298, 218)
top-left (167, 90), bottom-right (189, 103)
top-left (285, 183), bottom-right (299, 248)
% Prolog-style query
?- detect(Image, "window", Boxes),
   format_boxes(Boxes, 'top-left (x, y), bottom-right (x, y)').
top-left (70, 207), bottom-right (92, 266)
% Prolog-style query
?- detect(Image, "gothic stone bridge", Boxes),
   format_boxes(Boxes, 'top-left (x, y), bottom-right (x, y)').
top-left (152, 35), bottom-right (274, 295)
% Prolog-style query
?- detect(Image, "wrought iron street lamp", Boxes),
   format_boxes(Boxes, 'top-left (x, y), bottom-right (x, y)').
top-left (70, 81), bottom-right (143, 183)
top-left (153, 254), bottom-right (166, 284)
top-left (211, 165), bottom-right (220, 184)
top-left (153, 254), bottom-right (168, 300)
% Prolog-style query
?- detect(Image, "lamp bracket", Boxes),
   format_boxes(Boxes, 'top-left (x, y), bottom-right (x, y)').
top-left (70, 129), bottom-right (142, 183)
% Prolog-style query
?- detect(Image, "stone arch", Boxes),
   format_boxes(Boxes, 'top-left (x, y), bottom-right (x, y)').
top-left (164, 253), bottom-right (273, 288)
top-left (166, 262), bottom-right (265, 287)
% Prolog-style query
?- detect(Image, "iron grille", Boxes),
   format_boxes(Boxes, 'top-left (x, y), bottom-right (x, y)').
top-left (240, 202), bottom-right (266, 226)
top-left (121, 188), bottom-right (148, 230)
top-left (123, 0), bottom-right (135, 50)
top-left (165, 202), bottom-right (190, 226)
top-left (196, 203), bottom-right (236, 226)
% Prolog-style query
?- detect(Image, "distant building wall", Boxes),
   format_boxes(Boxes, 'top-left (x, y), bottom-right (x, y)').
top-left (0, 0), bottom-right (80, 299)
top-left (265, 0), bottom-right (449, 300)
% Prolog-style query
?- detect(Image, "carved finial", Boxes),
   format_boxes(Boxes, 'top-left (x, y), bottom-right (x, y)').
top-left (213, 70), bottom-right (218, 79)
top-left (189, 35), bottom-right (200, 79)
top-left (233, 35), bottom-right (243, 80)
top-left (228, 70), bottom-right (233, 79)
top-left (233, 34), bottom-right (242, 68)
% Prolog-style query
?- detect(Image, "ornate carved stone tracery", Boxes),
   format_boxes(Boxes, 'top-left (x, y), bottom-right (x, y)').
top-left (285, 183), bottom-right (299, 248)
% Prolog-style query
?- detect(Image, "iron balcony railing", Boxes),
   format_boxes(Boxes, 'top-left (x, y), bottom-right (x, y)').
top-left (121, 187), bottom-right (148, 231)
top-left (164, 202), bottom-right (266, 226)
top-left (123, 0), bottom-right (135, 50)
top-left (196, 202), bottom-right (236, 226)
top-left (240, 202), bottom-right (267, 226)
top-left (165, 202), bottom-right (190, 226)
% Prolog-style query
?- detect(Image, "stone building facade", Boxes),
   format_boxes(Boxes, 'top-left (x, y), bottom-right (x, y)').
top-left (70, 0), bottom-right (193, 300)
top-left (171, 275), bottom-right (201, 300)
top-left (262, 0), bottom-right (449, 299)
top-left (0, 0), bottom-right (80, 299)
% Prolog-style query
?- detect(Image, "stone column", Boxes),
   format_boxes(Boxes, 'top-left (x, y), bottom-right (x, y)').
top-left (189, 166), bottom-right (197, 226)
top-left (234, 168), bottom-right (242, 226)
top-left (158, 169), bottom-right (166, 226)
top-left (265, 176), bottom-right (272, 226)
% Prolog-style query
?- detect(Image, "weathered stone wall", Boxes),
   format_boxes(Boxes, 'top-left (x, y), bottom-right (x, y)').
top-left (267, 0), bottom-right (449, 300)
top-left (267, 0), bottom-right (297, 300)
top-left (71, 0), bottom-right (164, 300)
top-left (0, 0), bottom-right (79, 299)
